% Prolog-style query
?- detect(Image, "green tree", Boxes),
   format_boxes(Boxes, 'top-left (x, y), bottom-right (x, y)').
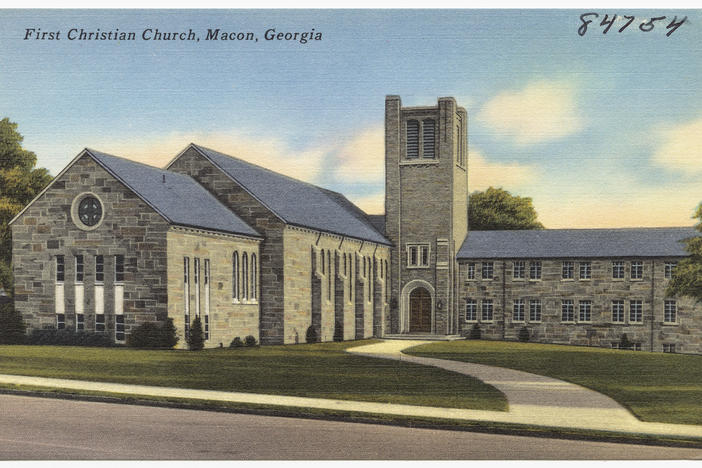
top-left (468, 187), bottom-right (544, 230)
top-left (188, 316), bottom-right (205, 351)
top-left (667, 203), bottom-right (702, 302)
top-left (0, 302), bottom-right (25, 344)
top-left (0, 118), bottom-right (53, 293)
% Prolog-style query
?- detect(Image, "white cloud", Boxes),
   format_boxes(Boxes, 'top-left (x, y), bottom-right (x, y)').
top-left (651, 117), bottom-right (702, 174)
top-left (334, 126), bottom-right (384, 183)
top-left (478, 80), bottom-right (584, 145)
top-left (85, 130), bottom-right (328, 184)
top-left (349, 192), bottom-right (384, 215)
top-left (468, 148), bottom-right (539, 191)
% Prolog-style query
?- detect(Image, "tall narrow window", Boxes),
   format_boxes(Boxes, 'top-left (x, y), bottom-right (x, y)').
top-left (406, 120), bottom-right (419, 159)
top-left (513, 299), bottom-right (525, 322)
top-left (612, 261), bottom-right (624, 279)
top-left (343, 254), bottom-right (347, 276)
top-left (529, 300), bottom-right (542, 322)
top-left (467, 263), bottom-right (476, 280)
top-left (74, 255), bottom-right (84, 329)
top-left (204, 259), bottom-right (210, 340)
top-left (612, 300), bottom-right (625, 323)
top-left (184, 257), bottom-right (190, 338)
top-left (561, 300), bottom-right (574, 322)
top-left (95, 255), bottom-right (104, 283)
top-left (75, 255), bottom-right (84, 283)
top-left (232, 252), bottom-right (239, 300)
top-left (465, 299), bottom-right (477, 322)
top-left (115, 255), bottom-right (124, 282)
top-left (664, 262), bottom-right (677, 279)
top-left (321, 250), bottom-right (325, 274)
top-left (194, 258), bottom-right (200, 319)
top-left (664, 300), bottom-right (677, 324)
top-left (579, 262), bottom-right (591, 280)
top-left (94, 255), bottom-right (104, 327)
top-left (482, 262), bottom-right (494, 280)
top-left (115, 311), bottom-right (125, 343)
top-left (562, 261), bottom-right (574, 279)
top-left (513, 261), bottom-right (525, 279)
top-left (629, 300), bottom-right (642, 323)
top-left (56, 255), bottom-right (65, 283)
top-left (251, 254), bottom-right (257, 301)
top-left (242, 253), bottom-right (249, 301)
top-left (529, 261), bottom-right (542, 280)
top-left (481, 299), bottom-right (493, 321)
top-left (631, 261), bottom-right (643, 280)
top-left (328, 252), bottom-right (332, 301)
top-left (579, 300), bottom-right (592, 322)
top-left (348, 254), bottom-right (352, 302)
top-left (422, 119), bottom-right (435, 158)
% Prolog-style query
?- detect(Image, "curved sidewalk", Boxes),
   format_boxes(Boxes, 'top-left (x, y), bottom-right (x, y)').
top-left (347, 340), bottom-right (702, 438)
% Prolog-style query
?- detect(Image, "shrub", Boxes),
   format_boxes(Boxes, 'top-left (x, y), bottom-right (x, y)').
top-left (27, 329), bottom-right (114, 347)
top-left (305, 325), bottom-right (318, 343)
top-left (127, 319), bottom-right (179, 349)
top-left (230, 336), bottom-right (244, 348)
top-left (244, 335), bottom-right (257, 347)
top-left (333, 321), bottom-right (344, 342)
top-left (188, 316), bottom-right (205, 351)
top-left (468, 323), bottom-right (482, 340)
top-left (0, 302), bottom-right (26, 344)
top-left (518, 326), bottom-right (530, 342)
top-left (619, 333), bottom-right (632, 350)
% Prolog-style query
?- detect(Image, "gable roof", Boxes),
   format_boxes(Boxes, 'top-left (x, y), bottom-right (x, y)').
top-left (10, 149), bottom-right (260, 239)
top-left (457, 227), bottom-right (697, 260)
top-left (87, 149), bottom-right (260, 237)
top-left (183, 144), bottom-right (391, 245)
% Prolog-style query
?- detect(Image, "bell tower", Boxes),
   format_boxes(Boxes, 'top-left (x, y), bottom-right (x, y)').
top-left (384, 96), bottom-right (468, 335)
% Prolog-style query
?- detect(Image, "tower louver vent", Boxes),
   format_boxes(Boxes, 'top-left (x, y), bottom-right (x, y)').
top-left (423, 119), bottom-right (435, 158)
top-left (406, 120), bottom-right (419, 159)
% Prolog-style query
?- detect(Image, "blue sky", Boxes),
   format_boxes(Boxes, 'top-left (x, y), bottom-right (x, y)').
top-left (1, 9), bottom-right (701, 228)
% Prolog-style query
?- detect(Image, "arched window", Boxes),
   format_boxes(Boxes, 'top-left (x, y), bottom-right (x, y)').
top-left (321, 250), bottom-right (325, 274)
top-left (406, 120), bottom-right (419, 159)
top-left (423, 119), bottom-right (435, 158)
top-left (232, 252), bottom-right (239, 300)
top-left (328, 252), bottom-right (332, 300)
top-left (242, 253), bottom-right (248, 300)
top-left (348, 254), bottom-right (353, 302)
top-left (251, 253), bottom-right (257, 300)
top-left (363, 257), bottom-right (367, 277)
top-left (343, 254), bottom-right (347, 276)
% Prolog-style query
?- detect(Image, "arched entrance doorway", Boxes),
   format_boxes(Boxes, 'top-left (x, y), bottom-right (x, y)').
top-left (409, 287), bottom-right (432, 332)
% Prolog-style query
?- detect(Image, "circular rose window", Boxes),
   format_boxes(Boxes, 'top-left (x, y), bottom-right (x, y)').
top-left (77, 196), bottom-right (103, 227)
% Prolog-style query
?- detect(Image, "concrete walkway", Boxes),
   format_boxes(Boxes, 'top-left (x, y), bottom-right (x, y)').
top-left (347, 340), bottom-right (702, 438)
top-left (0, 340), bottom-right (700, 440)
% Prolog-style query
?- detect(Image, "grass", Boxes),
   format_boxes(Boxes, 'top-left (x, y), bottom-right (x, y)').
top-left (405, 340), bottom-right (702, 425)
top-left (0, 340), bottom-right (506, 411)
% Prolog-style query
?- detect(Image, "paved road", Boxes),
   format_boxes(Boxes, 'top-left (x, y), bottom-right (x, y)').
top-left (1, 395), bottom-right (701, 460)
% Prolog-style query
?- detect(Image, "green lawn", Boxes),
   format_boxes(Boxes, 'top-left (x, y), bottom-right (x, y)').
top-left (0, 340), bottom-right (506, 411)
top-left (405, 340), bottom-right (702, 425)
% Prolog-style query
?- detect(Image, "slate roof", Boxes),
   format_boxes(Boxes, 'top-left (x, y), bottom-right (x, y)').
top-left (457, 227), bottom-right (697, 260)
top-left (366, 215), bottom-right (386, 236)
top-left (87, 149), bottom-right (260, 238)
top-left (190, 144), bottom-right (391, 245)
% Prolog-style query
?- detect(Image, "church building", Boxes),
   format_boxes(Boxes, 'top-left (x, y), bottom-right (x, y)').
top-left (10, 96), bottom-right (701, 352)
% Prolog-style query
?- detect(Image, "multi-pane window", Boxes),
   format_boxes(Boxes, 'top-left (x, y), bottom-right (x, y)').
top-left (579, 262), bottom-right (591, 280)
top-left (664, 300), bottom-right (677, 323)
top-left (95, 255), bottom-right (104, 283)
top-left (513, 261), bottom-right (525, 280)
top-left (204, 258), bottom-right (210, 340)
top-left (482, 262), bottom-right (494, 280)
top-left (529, 261), bottom-right (541, 280)
top-left (115, 255), bottom-right (124, 282)
top-left (629, 300), bottom-right (643, 323)
top-left (665, 262), bottom-right (677, 279)
top-left (579, 300), bottom-right (592, 322)
top-left (467, 263), bottom-right (476, 280)
top-left (242, 253), bottom-right (249, 301)
top-left (406, 120), bottom-right (419, 159)
top-left (115, 315), bottom-right (125, 342)
top-left (232, 252), bottom-right (239, 300)
top-left (251, 254), bottom-right (257, 301)
top-left (612, 261), bottom-right (624, 279)
top-left (407, 244), bottom-right (429, 267)
top-left (75, 255), bottom-right (84, 283)
top-left (56, 255), bottom-right (65, 282)
top-left (513, 299), bottom-right (525, 322)
top-left (663, 343), bottom-right (676, 353)
top-left (612, 300), bottom-right (625, 323)
top-left (184, 257), bottom-right (190, 339)
top-left (422, 119), bottom-right (435, 159)
top-left (95, 313), bottom-right (105, 332)
top-left (76, 313), bottom-right (84, 331)
top-left (562, 261), bottom-right (574, 280)
top-left (481, 299), bottom-right (493, 321)
top-left (465, 299), bottom-right (477, 322)
top-left (56, 313), bottom-right (65, 330)
top-left (631, 261), bottom-right (643, 280)
top-left (529, 300), bottom-right (542, 322)
top-left (561, 300), bottom-right (574, 322)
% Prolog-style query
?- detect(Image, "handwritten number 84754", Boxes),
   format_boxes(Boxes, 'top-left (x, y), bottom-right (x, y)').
top-left (578, 13), bottom-right (686, 37)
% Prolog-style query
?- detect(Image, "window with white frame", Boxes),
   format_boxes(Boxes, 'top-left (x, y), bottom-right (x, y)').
top-left (561, 299), bottom-right (574, 322)
top-left (232, 251), bottom-right (239, 301)
top-left (95, 255), bottom-right (104, 283)
top-left (664, 262), bottom-right (677, 279)
top-left (529, 299), bottom-right (542, 322)
top-left (631, 261), bottom-right (643, 280)
top-left (76, 312), bottom-right (84, 331)
top-left (513, 299), bottom-right (525, 322)
top-left (629, 300), bottom-right (642, 323)
top-left (407, 244), bottom-right (430, 268)
top-left (513, 261), bottom-right (525, 280)
top-left (612, 300), bottom-right (625, 323)
top-left (95, 312), bottom-right (105, 332)
top-left (562, 261), bottom-right (574, 280)
top-left (251, 254), bottom-right (257, 301)
top-left (184, 257), bottom-right (190, 339)
top-left (612, 261), bottom-right (624, 279)
top-left (529, 261), bottom-right (542, 280)
top-left (579, 262), bottom-right (591, 280)
top-left (579, 300), bottom-right (592, 322)
top-left (75, 255), bottom-right (84, 283)
top-left (482, 262), bottom-right (494, 280)
top-left (465, 299), bottom-right (477, 322)
top-left (204, 258), bottom-right (210, 340)
top-left (467, 262), bottom-right (476, 280)
top-left (481, 299), bottom-right (493, 321)
top-left (664, 300), bottom-right (677, 323)
top-left (56, 313), bottom-right (65, 330)
top-left (242, 253), bottom-right (249, 301)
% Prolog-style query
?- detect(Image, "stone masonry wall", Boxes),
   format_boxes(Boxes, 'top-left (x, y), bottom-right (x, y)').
top-left (12, 154), bottom-right (169, 340)
top-left (166, 229), bottom-right (260, 349)
top-left (458, 257), bottom-right (702, 353)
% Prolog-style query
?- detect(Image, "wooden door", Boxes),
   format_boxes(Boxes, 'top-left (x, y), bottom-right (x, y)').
top-left (409, 288), bottom-right (431, 332)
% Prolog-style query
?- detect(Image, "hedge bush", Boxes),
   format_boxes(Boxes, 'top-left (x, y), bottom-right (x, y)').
top-left (127, 318), bottom-right (179, 349)
top-left (244, 335), bottom-right (257, 347)
top-left (305, 325), bottom-right (318, 343)
top-left (27, 329), bottom-right (115, 347)
top-left (333, 321), bottom-right (344, 342)
top-left (0, 303), bottom-right (26, 344)
top-left (468, 323), bottom-right (482, 340)
top-left (230, 336), bottom-right (244, 348)
top-left (518, 326), bottom-right (530, 342)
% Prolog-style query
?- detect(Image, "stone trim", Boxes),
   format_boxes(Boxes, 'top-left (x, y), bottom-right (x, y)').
top-left (170, 226), bottom-right (262, 243)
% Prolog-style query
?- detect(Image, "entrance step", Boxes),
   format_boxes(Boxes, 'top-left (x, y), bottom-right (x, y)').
top-left (383, 334), bottom-right (464, 341)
